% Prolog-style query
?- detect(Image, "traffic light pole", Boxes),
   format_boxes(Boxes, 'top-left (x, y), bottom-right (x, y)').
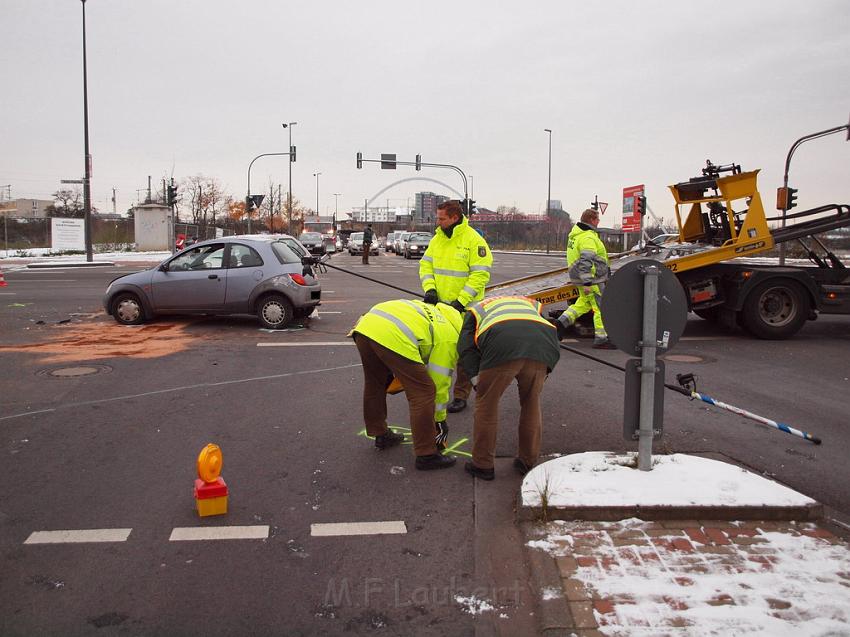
top-left (778, 117), bottom-right (850, 265)
top-left (247, 152), bottom-right (293, 234)
top-left (356, 156), bottom-right (468, 202)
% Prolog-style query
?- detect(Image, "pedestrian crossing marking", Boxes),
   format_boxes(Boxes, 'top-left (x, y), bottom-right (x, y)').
top-left (25, 529), bottom-right (132, 544)
top-left (169, 526), bottom-right (269, 541)
top-left (311, 521), bottom-right (407, 537)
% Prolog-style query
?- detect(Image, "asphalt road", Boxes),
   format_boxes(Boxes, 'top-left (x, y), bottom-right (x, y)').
top-left (1, 250), bottom-right (849, 636)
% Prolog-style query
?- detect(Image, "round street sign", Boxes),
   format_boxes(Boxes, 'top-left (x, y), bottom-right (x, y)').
top-left (600, 258), bottom-right (688, 356)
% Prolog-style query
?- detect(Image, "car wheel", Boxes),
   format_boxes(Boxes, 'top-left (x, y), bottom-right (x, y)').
top-left (111, 292), bottom-right (145, 325)
top-left (741, 279), bottom-right (809, 339)
top-left (257, 294), bottom-right (294, 329)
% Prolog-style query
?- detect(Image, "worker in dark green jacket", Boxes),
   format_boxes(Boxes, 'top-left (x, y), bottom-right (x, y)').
top-left (457, 296), bottom-right (560, 480)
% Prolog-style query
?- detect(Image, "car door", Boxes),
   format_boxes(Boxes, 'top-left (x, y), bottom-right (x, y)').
top-left (223, 242), bottom-right (265, 311)
top-left (150, 243), bottom-right (227, 310)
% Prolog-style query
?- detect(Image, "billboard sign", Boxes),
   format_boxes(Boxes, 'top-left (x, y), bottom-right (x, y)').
top-left (51, 218), bottom-right (85, 251)
top-left (622, 185), bottom-right (644, 233)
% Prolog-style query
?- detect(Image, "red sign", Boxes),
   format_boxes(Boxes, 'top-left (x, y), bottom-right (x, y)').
top-left (622, 185), bottom-right (644, 233)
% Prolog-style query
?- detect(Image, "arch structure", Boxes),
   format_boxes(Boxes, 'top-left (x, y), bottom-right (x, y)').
top-left (367, 177), bottom-right (463, 207)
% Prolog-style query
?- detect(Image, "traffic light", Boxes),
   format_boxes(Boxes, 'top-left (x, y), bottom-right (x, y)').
top-left (591, 196), bottom-right (599, 211)
top-left (167, 183), bottom-right (177, 207)
top-left (356, 152), bottom-right (362, 169)
top-left (290, 145), bottom-right (296, 162)
top-left (463, 199), bottom-right (476, 216)
top-left (787, 187), bottom-right (798, 210)
top-left (415, 154), bottom-right (422, 171)
top-left (245, 196), bottom-right (255, 213)
top-left (636, 195), bottom-right (647, 216)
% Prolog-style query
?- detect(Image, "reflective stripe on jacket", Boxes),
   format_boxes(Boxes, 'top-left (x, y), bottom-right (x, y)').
top-left (351, 299), bottom-right (460, 420)
top-left (419, 216), bottom-right (492, 308)
top-left (469, 296), bottom-right (552, 346)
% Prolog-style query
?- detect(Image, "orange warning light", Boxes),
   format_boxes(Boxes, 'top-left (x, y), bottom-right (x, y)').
top-left (197, 443), bottom-right (223, 483)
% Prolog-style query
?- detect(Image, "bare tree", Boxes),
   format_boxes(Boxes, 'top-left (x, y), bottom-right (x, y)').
top-left (181, 175), bottom-right (228, 230)
top-left (46, 188), bottom-right (86, 217)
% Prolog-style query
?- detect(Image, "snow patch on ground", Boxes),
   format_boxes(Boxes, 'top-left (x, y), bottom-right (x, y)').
top-left (522, 452), bottom-right (815, 508)
top-left (455, 595), bottom-right (494, 615)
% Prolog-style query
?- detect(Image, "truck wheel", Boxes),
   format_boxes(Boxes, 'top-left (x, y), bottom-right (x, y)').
top-left (111, 293), bottom-right (145, 325)
top-left (257, 294), bottom-right (293, 329)
top-left (741, 279), bottom-right (809, 339)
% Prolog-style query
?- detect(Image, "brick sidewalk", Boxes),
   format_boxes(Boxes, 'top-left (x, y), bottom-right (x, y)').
top-left (526, 518), bottom-right (850, 635)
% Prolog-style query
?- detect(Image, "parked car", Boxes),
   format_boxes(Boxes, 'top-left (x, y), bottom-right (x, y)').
top-left (403, 232), bottom-right (433, 259)
top-left (348, 232), bottom-right (379, 256)
top-left (299, 231), bottom-right (325, 255)
top-left (394, 231), bottom-right (412, 255)
top-left (103, 235), bottom-right (321, 329)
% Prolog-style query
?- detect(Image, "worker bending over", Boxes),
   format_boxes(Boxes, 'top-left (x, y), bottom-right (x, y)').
top-left (458, 296), bottom-right (560, 480)
top-left (350, 299), bottom-right (462, 471)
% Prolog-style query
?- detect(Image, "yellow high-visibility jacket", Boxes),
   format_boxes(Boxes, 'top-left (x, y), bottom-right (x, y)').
top-left (419, 216), bottom-right (492, 308)
top-left (567, 223), bottom-right (608, 270)
top-left (351, 300), bottom-right (462, 421)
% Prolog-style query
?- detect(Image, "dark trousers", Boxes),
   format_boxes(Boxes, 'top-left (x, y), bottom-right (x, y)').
top-left (354, 334), bottom-right (438, 457)
top-left (362, 243), bottom-right (371, 264)
top-left (472, 358), bottom-right (547, 470)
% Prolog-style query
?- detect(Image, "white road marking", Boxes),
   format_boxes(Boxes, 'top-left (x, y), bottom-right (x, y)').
top-left (316, 311), bottom-right (342, 314)
top-left (323, 290), bottom-right (335, 293)
top-left (311, 521), bottom-right (407, 537)
top-left (680, 336), bottom-right (729, 341)
top-left (257, 342), bottom-right (354, 347)
top-left (25, 529), bottom-right (132, 544)
top-left (0, 292), bottom-right (16, 295)
top-left (169, 526), bottom-right (269, 541)
top-left (9, 279), bottom-right (77, 282)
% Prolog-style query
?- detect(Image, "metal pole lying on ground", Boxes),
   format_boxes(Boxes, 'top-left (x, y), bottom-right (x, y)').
top-left (557, 343), bottom-right (823, 445)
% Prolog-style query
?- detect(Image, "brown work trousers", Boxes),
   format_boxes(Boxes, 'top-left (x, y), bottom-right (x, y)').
top-left (362, 243), bottom-right (371, 264)
top-left (453, 364), bottom-right (473, 400)
top-left (472, 358), bottom-right (548, 470)
top-left (354, 334), bottom-right (438, 457)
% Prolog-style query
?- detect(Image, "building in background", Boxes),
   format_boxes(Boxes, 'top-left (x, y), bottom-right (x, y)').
top-left (414, 192), bottom-right (448, 224)
top-left (0, 198), bottom-right (52, 219)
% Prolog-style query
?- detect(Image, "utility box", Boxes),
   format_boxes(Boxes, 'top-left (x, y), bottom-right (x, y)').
top-left (133, 203), bottom-right (172, 251)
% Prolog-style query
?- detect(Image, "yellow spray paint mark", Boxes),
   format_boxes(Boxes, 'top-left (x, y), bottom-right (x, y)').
top-left (358, 426), bottom-right (471, 457)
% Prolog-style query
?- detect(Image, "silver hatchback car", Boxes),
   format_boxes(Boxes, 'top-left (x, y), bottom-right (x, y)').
top-left (103, 235), bottom-right (321, 329)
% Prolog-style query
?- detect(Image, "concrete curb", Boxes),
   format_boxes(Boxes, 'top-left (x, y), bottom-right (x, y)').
top-left (519, 521), bottom-right (574, 637)
top-left (27, 262), bottom-right (115, 268)
top-left (516, 497), bottom-right (823, 522)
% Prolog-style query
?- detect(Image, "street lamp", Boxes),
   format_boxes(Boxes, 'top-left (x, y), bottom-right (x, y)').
top-left (313, 172), bottom-right (321, 224)
top-left (470, 175), bottom-right (474, 202)
top-left (333, 193), bottom-right (341, 232)
top-left (282, 122), bottom-right (297, 233)
top-left (544, 128), bottom-right (552, 254)
top-left (81, 0), bottom-right (93, 261)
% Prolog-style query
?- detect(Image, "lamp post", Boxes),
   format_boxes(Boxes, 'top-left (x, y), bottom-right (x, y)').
top-left (333, 193), bottom-right (341, 233)
top-left (313, 172), bottom-right (321, 224)
top-left (544, 128), bottom-right (552, 254)
top-left (81, 0), bottom-right (93, 261)
top-left (470, 175), bottom-right (474, 201)
top-left (282, 122), bottom-right (297, 234)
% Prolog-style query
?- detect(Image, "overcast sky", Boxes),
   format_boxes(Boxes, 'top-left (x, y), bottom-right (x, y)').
top-left (2, 0), bottom-right (848, 224)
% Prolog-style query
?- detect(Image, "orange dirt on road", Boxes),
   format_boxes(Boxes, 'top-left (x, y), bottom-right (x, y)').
top-left (0, 320), bottom-right (198, 364)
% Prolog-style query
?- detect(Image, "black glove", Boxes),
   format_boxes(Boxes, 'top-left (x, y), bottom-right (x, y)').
top-left (435, 421), bottom-right (449, 451)
top-left (423, 289), bottom-right (439, 305)
top-left (548, 318), bottom-right (570, 341)
top-left (450, 300), bottom-right (465, 313)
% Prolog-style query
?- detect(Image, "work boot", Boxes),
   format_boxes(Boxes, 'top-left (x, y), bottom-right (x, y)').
top-left (592, 337), bottom-right (616, 350)
top-left (374, 430), bottom-right (405, 449)
top-left (415, 454), bottom-right (457, 471)
top-left (464, 462), bottom-right (495, 481)
top-left (513, 458), bottom-right (532, 476)
top-left (447, 398), bottom-right (467, 413)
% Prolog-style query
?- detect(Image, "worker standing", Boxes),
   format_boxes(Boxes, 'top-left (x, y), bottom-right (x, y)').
top-left (458, 296), bottom-right (560, 480)
top-left (555, 208), bottom-right (615, 349)
top-left (362, 223), bottom-right (374, 265)
top-left (350, 299), bottom-right (462, 471)
top-left (419, 200), bottom-right (493, 413)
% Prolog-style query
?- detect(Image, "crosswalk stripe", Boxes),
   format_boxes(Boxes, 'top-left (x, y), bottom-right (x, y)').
top-left (311, 521), bottom-right (407, 537)
top-left (169, 526), bottom-right (269, 541)
top-left (25, 529), bottom-right (132, 544)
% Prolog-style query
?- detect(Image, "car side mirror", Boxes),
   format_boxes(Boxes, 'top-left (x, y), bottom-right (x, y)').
top-left (159, 263), bottom-right (169, 272)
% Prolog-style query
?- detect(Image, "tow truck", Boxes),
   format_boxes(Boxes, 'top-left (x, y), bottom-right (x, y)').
top-left (486, 160), bottom-right (850, 339)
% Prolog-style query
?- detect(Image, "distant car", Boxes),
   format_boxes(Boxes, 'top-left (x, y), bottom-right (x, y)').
top-left (385, 231), bottom-right (399, 253)
top-left (299, 231), bottom-right (325, 255)
top-left (103, 235), bottom-right (321, 329)
top-left (404, 232), bottom-right (433, 259)
top-left (348, 232), bottom-right (379, 256)
top-left (394, 231), bottom-right (411, 255)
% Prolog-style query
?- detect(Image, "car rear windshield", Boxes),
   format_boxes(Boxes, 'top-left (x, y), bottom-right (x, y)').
top-left (300, 233), bottom-right (321, 241)
top-left (410, 233), bottom-right (432, 240)
top-left (351, 233), bottom-right (364, 240)
top-left (271, 240), bottom-right (304, 264)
